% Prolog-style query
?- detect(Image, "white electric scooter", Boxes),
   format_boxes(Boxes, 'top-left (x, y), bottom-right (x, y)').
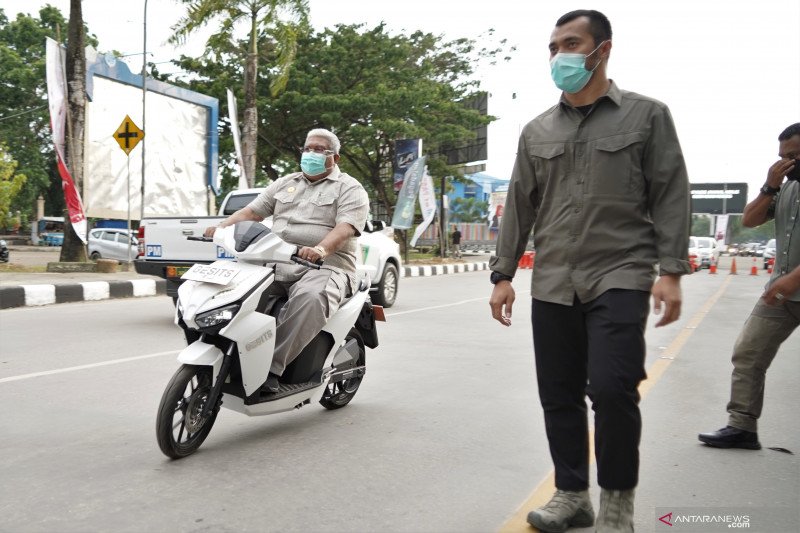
top-left (155, 221), bottom-right (384, 459)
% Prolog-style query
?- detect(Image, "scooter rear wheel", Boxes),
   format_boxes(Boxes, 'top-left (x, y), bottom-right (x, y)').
top-left (320, 331), bottom-right (365, 410)
top-left (156, 364), bottom-right (218, 459)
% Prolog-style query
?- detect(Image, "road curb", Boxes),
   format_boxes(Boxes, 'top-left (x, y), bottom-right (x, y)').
top-left (402, 261), bottom-right (489, 278)
top-left (0, 279), bottom-right (167, 309)
top-left (0, 261), bottom-right (490, 309)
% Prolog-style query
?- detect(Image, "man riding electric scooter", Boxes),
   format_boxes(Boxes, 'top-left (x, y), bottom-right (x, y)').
top-left (205, 128), bottom-right (369, 392)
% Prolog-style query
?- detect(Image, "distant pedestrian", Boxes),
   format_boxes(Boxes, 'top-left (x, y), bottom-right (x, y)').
top-left (451, 226), bottom-right (462, 258)
top-left (488, 9), bottom-right (691, 533)
top-left (699, 123), bottom-right (800, 450)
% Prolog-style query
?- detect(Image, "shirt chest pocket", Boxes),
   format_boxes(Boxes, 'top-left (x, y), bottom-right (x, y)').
top-left (307, 193), bottom-right (338, 225)
top-left (528, 144), bottom-right (566, 196)
top-left (590, 132), bottom-right (646, 197)
top-left (273, 190), bottom-right (297, 217)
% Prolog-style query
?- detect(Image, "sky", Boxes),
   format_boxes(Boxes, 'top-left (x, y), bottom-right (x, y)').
top-left (4, 0), bottom-right (800, 200)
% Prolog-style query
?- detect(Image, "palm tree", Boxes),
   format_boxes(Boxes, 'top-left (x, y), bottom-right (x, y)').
top-left (171, 0), bottom-right (309, 187)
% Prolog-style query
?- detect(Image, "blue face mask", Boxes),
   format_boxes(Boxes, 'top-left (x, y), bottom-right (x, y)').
top-left (300, 151), bottom-right (329, 176)
top-left (549, 41), bottom-right (605, 94)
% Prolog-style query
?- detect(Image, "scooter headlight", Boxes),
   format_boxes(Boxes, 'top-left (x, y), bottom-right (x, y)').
top-left (195, 303), bottom-right (240, 330)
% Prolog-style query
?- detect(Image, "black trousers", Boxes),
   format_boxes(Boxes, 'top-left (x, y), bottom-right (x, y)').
top-left (531, 289), bottom-right (650, 491)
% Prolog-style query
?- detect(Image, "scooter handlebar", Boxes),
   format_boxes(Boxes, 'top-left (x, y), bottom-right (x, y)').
top-left (291, 255), bottom-right (323, 270)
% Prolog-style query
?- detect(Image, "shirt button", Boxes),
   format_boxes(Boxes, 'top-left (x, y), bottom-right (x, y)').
top-left (574, 207), bottom-right (581, 213)
top-left (571, 237), bottom-right (577, 243)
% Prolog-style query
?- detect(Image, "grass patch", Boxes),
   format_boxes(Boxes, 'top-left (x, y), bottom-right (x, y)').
top-left (0, 264), bottom-right (48, 273)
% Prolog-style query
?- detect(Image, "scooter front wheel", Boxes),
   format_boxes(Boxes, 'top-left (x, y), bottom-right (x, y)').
top-left (156, 364), bottom-right (218, 459)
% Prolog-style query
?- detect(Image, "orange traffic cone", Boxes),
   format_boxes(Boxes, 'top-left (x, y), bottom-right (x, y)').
top-left (709, 257), bottom-right (717, 274)
top-left (750, 257), bottom-right (758, 276)
top-left (767, 258), bottom-right (774, 274)
top-left (730, 257), bottom-right (737, 275)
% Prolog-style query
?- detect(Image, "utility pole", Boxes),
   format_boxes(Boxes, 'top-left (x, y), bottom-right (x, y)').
top-left (140, 0), bottom-right (148, 220)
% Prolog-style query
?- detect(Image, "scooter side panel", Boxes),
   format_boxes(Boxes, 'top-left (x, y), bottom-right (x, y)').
top-left (320, 291), bottom-right (369, 369)
top-left (322, 291), bottom-right (368, 338)
top-left (177, 341), bottom-right (224, 380)
top-left (221, 311), bottom-right (275, 397)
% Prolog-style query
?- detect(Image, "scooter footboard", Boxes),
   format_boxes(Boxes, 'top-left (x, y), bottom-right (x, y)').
top-left (177, 341), bottom-right (224, 383)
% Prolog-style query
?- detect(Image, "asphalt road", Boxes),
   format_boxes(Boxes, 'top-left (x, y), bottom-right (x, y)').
top-left (1, 269), bottom-right (798, 532)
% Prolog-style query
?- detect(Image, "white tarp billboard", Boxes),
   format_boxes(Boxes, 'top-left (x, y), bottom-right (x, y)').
top-left (83, 48), bottom-right (218, 219)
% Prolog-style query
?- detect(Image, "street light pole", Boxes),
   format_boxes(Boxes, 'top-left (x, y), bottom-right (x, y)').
top-left (140, 0), bottom-right (148, 221)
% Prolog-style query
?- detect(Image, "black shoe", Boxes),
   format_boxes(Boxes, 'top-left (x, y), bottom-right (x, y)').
top-left (698, 426), bottom-right (761, 449)
top-left (263, 373), bottom-right (281, 393)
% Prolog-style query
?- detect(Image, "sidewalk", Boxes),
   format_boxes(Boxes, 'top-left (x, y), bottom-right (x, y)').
top-left (0, 245), bottom-right (490, 309)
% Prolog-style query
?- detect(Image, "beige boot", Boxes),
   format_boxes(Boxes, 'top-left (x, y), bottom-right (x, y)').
top-left (595, 489), bottom-right (635, 532)
top-left (527, 489), bottom-right (595, 533)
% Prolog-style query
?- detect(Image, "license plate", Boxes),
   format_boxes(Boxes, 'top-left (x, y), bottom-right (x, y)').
top-left (181, 263), bottom-right (240, 285)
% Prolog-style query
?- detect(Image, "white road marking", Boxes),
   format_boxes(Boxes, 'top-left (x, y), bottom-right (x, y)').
top-left (0, 350), bottom-right (179, 384)
top-left (386, 290), bottom-right (530, 318)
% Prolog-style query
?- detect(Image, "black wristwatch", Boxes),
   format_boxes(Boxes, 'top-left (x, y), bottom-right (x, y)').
top-left (490, 271), bottom-right (513, 284)
top-left (760, 183), bottom-right (781, 196)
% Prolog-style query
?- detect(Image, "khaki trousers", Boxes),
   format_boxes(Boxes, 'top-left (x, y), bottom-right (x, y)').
top-left (727, 298), bottom-right (800, 432)
top-left (268, 268), bottom-right (352, 376)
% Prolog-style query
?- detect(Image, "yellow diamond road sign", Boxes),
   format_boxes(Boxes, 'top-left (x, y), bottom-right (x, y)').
top-left (113, 115), bottom-right (144, 155)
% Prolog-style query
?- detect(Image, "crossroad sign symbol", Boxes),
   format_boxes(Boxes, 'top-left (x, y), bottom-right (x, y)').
top-left (113, 115), bottom-right (144, 155)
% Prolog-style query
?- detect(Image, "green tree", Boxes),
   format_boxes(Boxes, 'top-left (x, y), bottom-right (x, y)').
top-left (167, 22), bottom-right (509, 217)
top-left (690, 214), bottom-right (712, 236)
top-left (0, 6), bottom-right (97, 228)
top-left (450, 197), bottom-right (488, 223)
top-left (258, 23), bottom-right (504, 217)
top-left (0, 144), bottom-right (27, 230)
top-left (170, 0), bottom-right (309, 187)
top-left (728, 215), bottom-right (775, 244)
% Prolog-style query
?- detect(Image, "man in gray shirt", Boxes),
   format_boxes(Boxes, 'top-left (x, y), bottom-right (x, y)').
top-left (699, 123), bottom-right (800, 449)
top-left (207, 128), bottom-right (369, 392)
top-left (488, 10), bottom-right (690, 533)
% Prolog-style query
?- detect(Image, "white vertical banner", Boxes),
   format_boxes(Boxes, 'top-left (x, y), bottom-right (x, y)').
top-left (410, 169), bottom-right (437, 247)
top-left (227, 88), bottom-right (248, 189)
top-left (715, 214), bottom-right (729, 245)
top-left (45, 37), bottom-right (87, 243)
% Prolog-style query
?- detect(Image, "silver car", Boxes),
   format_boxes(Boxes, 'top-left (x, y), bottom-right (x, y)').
top-left (88, 228), bottom-right (139, 261)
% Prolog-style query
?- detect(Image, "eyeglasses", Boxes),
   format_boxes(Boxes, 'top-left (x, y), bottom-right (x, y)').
top-left (301, 146), bottom-right (334, 155)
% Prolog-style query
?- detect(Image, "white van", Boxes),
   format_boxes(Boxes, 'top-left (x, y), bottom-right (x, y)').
top-left (689, 236), bottom-right (720, 269)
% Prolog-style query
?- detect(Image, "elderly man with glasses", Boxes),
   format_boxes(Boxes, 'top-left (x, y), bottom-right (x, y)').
top-left (206, 128), bottom-right (369, 392)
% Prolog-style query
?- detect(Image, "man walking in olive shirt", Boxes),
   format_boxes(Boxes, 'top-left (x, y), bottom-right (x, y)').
top-left (488, 10), bottom-right (691, 533)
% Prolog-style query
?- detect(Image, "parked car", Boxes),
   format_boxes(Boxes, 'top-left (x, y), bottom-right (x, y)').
top-left (688, 236), bottom-right (720, 269)
top-left (738, 242), bottom-right (758, 257)
top-left (763, 238), bottom-right (776, 269)
top-left (88, 228), bottom-right (139, 261)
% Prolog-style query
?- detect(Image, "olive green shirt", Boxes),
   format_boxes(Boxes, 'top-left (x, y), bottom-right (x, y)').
top-left (247, 166), bottom-right (369, 281)
top-left (767, 179), bottom-right (800, 301)
top-left (490, 81), bottom-right (692, 305)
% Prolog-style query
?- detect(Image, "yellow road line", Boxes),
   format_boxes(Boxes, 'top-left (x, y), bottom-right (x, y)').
top-left (499, 276), bottom-right (733, 532)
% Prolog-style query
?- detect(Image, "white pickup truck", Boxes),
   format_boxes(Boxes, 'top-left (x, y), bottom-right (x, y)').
top-left (134, 188), bottom-right (401, 307)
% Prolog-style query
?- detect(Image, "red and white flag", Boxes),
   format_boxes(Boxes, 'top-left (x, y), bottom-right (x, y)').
top-left (45, 37), bottom-right (87, 243)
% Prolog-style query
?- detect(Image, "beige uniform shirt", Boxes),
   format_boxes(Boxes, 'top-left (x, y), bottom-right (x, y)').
top-left (247, 166), bottom-right (369, 281)
top-left (490, 81), bottom-right (692, 305)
